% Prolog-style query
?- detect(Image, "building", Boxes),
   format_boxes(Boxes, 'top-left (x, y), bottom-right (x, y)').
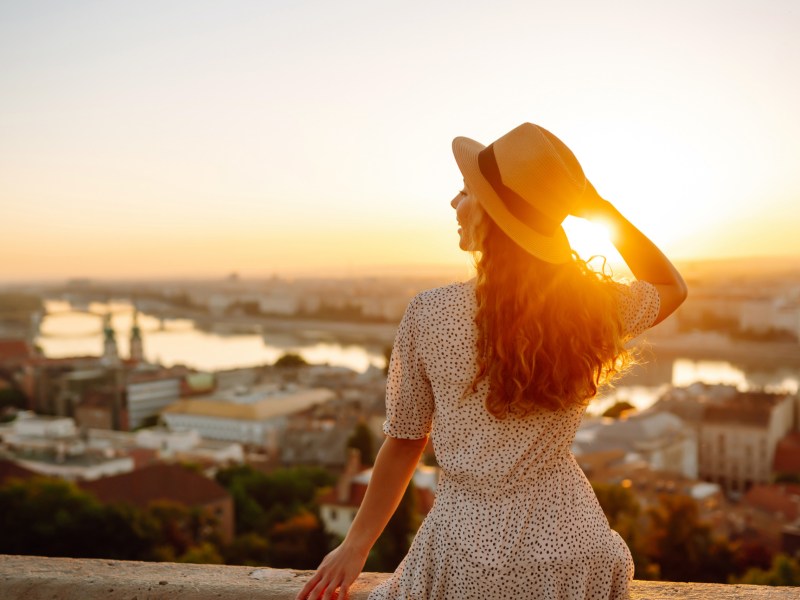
top-left (572, 410), bottom-right (698, 479)
top-left (132, 427), bottom-right (244, 465)
top-left (125, 373), bottom-right (182, 430)
top-left (744, 484), bottom-right (800, 523)
top-left (279, 396), bottom-right (371, 469)
top-left (318, 448), bottom-right (438, 539)
top-left (0, 339), bottom-right (37, 370)
top-left (161, 387), bottom-right (335, 451)
top-left (742, 483), bottom-right (800, 552)
top-left (740, 298), bottom-right (800, 340)
top-left (0, 413), bottom-right (134, 481)
top-left (1, 412), bottom-right (243, 481)
top-left (699, 392), bottom-right (795, 495)
top-left (773, 430), bottom-right (800, 481)
top-left (129, 307), bottom-right (144, 363)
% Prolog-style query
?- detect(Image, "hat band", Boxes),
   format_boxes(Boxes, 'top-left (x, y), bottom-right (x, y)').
top-left (477, 145), bottom-right (560, 236)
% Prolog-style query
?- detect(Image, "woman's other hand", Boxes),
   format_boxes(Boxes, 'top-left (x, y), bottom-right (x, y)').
top-left (296, 436), bottom-right (428, 599)
top-left (295, 541), bottom-right (369, 600)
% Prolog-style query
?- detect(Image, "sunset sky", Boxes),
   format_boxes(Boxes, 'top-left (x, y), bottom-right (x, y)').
top-left (2, 0), bottom-right (799, 282)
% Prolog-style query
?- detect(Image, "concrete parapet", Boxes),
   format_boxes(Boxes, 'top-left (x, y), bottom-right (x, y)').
top-left (0, 554), bottom-right (796, 599)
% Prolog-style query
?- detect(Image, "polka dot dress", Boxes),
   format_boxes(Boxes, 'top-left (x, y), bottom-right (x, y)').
top-left (368, 278), bottom-right (660, 600)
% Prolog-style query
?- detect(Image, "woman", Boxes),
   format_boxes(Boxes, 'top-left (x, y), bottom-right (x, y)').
top-left (297, 123), bottom-right (687, 600)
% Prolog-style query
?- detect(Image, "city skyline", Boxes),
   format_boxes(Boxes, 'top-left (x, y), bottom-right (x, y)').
top-left (2, 1), bottom-right (799, 283)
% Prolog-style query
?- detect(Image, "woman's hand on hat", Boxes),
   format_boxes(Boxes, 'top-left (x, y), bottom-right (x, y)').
top-left (570, 179), bottom-right (611, 221)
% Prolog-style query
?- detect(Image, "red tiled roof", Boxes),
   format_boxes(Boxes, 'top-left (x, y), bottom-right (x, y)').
top-left (0, 459), bottom-right (40, 485)
top-left (20, 355), bottom-right (100, 367)
top-left (743, 484), bottom-right (800, 521)
top-left (79, 463), bottom-right (229, 508)
top-left (0, 340), bottom-right (34, 364)
top-left (774, 431), bottom-right (800, 474)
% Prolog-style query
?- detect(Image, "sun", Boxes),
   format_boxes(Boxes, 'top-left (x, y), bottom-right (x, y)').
top-left (562, 216), bottom-right (622, 267)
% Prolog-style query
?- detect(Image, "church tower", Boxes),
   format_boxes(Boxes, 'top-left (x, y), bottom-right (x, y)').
top-left (129, 305), bottom-right (144, 363)
top-left (101, 312), bottom-right (119, 365)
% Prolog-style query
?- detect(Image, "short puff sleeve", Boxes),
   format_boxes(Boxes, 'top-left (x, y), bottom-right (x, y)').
top-left (382, 294), bottom-right (435, 439)
top-left (612, 279), bottom-right (661, 340)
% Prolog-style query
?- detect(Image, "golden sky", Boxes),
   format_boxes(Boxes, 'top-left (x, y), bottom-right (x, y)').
top-left (2, 1), bottom-right (799, 282)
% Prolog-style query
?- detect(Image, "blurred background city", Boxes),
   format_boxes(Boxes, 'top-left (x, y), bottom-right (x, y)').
top-left (2, 0), bottom-right (799, 587)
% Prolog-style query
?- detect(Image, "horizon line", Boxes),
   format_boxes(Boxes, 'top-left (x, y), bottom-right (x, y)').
top-left (2, 253), bottom-right (799, 287)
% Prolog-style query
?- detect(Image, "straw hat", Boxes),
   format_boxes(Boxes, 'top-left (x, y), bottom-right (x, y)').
top-left (452, 122), bottom-right (588, 263)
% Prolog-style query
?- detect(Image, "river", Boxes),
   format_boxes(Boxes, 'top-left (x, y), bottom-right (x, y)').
top-left (35, 299), bottom-right (799, 416)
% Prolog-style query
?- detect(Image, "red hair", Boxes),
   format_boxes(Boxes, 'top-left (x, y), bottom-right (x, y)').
top-left (470, 217), bottom-right (632, 416)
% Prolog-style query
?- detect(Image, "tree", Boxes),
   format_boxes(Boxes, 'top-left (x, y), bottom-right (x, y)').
top-left (0, 477), bottom-right (158, 560)
top-left (644, 494), bottom-right (736, 583)
top-left (593, 482), bottom-right (656, 579)
top-left (732, 539), bottom-right (774, 574)
top-left (602, 401), bottom-right (636, 419)
top-left (178, 542), bottom-right (224, 565)
top-left (224, 532), bottom-right (271, 566)
top-left (732, 553), bottom-right (800, 586)
top-left (0, 387), bottom-right (27, 411)
top-left (267, 510), bottom-right (329, 569)
top-left (274, 352), bottom-right (308, 368)
top-left (592, 483), bottom-right (640, 529)
top-left (347, 422), bottom-right (375, 466)
top-left (215, 465), bottom-right (335, 535)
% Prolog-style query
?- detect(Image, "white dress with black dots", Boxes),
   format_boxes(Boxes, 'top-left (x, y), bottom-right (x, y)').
top-left (367, 279), bottom-right (660, 600)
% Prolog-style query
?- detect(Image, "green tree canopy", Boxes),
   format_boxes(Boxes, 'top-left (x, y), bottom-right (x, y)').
top-left (0, 477), bottom-right (158, 560)
top-left (644, 494), bottom-right (735, 583)
top-left (732, 553), bottom-right (800, 586)
top-left (215, 465), bottom-right (334, 535)
top-left (274, 352), bottom-right (308, 368)
top-left (602, 401), bottom-right (637, 419)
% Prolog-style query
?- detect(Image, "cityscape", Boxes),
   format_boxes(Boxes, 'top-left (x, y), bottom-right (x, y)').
top-left (3, 0), bottom-right (800, 594)
top-left (1, 255), bottom-right (799, 585)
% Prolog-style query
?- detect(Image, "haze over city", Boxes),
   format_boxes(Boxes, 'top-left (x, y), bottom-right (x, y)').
top-left (2, 0), bottom-right (799, 283)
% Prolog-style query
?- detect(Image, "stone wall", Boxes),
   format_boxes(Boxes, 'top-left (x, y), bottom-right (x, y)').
top-left (0, 555), bottom-right (796, 599)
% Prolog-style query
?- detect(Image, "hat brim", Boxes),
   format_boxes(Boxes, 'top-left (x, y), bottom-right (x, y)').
top-left (452, 136), bottom-right (572, 264)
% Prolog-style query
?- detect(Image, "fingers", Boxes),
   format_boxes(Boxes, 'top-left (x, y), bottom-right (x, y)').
top-left (296, 571), bottom-right (323, 600)
top-left (298, 573), bottom-right (346, 600)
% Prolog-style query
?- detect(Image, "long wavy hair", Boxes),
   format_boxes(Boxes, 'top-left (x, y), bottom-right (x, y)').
top-left (469, 215), bottom-right (633, 417)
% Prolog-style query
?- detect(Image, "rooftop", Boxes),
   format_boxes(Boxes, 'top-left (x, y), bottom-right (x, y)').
top-left (163, 388), bottom-right (335, 421)
top-left (78, 463), bottom-right (229, 508)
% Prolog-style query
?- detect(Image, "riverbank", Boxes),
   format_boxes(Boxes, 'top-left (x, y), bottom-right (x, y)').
top-left (648, 335), bottom-right (800, 369)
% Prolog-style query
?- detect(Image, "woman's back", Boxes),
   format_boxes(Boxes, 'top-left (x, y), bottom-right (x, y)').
top-left (370, 277), bottom-right (660, 599)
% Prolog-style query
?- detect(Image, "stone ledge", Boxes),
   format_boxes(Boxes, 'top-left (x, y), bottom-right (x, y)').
top-left (0, 555), bottom-right (796, 599)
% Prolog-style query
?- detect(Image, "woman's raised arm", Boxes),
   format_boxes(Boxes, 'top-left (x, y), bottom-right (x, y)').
top-left (572, 184), bottom-right (688, 325)
top-left (296, 435), bottom-right (428, 600)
